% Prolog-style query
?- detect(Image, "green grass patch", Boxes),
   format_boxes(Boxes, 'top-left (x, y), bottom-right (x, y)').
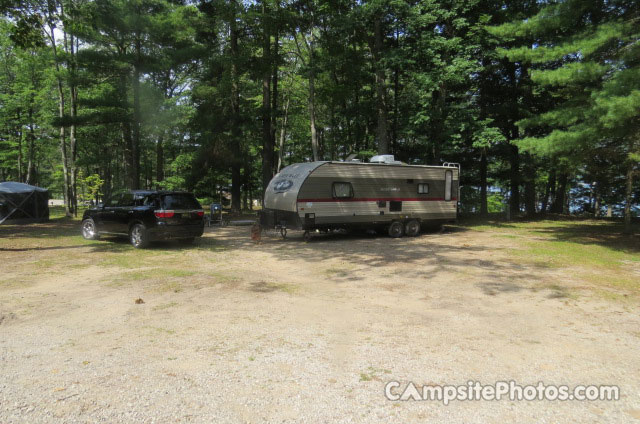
top-left (464, 218), bottom-right (640, 300)
top-left (248, 281), bottom-right (299, 294)
top-left (106, 267), bottom-right (197, 289)
top-left (359, 366), bottom-right (391, 382)
top-left (513, 239), bottom-right (639, 269)
top-left (152, 302), bottom-right (179, 311)
top-left (144, 325), bottom-right (176, 335)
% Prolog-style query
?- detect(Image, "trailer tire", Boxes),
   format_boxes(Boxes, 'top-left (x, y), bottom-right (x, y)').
top-left (405, 220), bottom-right (420, 237)
top-left (388, 221), bottom-right (404, 238)
top-left (303, 231), bottom-right (312, 242)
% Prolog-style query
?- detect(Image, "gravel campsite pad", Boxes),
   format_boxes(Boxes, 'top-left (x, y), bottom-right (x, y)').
top-left (1, 219), bottom-right (639, 423)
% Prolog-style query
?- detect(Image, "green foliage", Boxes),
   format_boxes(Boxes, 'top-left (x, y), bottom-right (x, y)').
top-left (0, 0), bottom-right (637, 224)
top-left (78, 172), bottom-right (104, 202)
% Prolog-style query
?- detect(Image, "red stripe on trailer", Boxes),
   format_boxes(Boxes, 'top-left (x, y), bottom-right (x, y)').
top-left (297, 197), bottom-right (456, 203)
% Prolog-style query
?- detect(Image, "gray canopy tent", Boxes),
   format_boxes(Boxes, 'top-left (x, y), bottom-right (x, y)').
top-left (0, 182), bottom-right (49, 224)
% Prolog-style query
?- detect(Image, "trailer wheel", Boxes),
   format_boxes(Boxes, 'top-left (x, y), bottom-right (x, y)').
top-left (303, 230), bottom-right (312, 242)
top-left (405, 220), bottom-right (421, 237)
top-left (388, 221), bottom-right (404, 238)
top-left (280, 227), bottom-right (287, 239)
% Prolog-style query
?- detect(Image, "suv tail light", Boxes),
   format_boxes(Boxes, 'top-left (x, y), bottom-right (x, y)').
top-left (195, 210), bottom-right (204, 217)
top-left (154, 210), bottom-right (175, 218)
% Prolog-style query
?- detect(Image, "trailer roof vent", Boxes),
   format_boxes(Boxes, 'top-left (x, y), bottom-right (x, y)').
top-left (370, 154), bottom-right (398, 164)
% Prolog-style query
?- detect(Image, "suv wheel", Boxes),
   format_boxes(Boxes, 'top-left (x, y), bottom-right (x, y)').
top-left (130, 223), bottom-right (149, 248)
top-left (81, 218), bottom-right (99, 240)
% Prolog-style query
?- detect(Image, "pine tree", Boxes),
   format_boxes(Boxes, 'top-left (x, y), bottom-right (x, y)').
top-left (491, 0), bottom-right (639, 231)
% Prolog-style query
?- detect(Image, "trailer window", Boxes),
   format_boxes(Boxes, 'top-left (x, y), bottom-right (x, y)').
top-left (445, 170), bottom-right (453, 201)
top-left (332, 182), bottom-right (353, 199)
top-left (418, 183), bottom-right (429, 194)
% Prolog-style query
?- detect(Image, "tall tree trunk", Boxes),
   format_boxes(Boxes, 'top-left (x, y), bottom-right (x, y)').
top-left (271, 26), bottom-right (279, 174)
top-left (551, 173), bottom-right (567, 214)
top-left (623, 165), bottom-right (635, 234)
top-left (260, 1), bottom-right (273, 197)
top-left (243, 162), bottom-right (251, 211)
top-left (230, 9), bottom-right (242, 214)
top-left (120, 70), bottom-right (134, 190)
top-left (69, 32), bottom-right (78, 216)
top-left (480, 148), bottom-right (488, 216)
top-left (594, 186), bottom-right (601, 218)
top-left (509, 144), bottom-right (520, 216)
top-left (26, 115), bottom-right (35, 185)
top-left (391, 28), bottom-right (399, 154)
top-left (17, 124), bottom-right (23, 182)
top-left (131, 39), bottom-right (141, 190)
top-left (548, 169), bottom-right (557, 212)
top-left (48, 15), bottom-right (71, 217)
top-left (156, 132), bottom-right (164, 183)
top-left (524, 155), bottom-right (536, 217)
top-left (305, 29), bottom-right (319, 162)
top-left (372, 14), bottom-right (389, 155)
top-left (542, 168), bottom-right (554, 213)
top-left (277, 96), bottom-right (290, 172)
top-left (308, 64), bottom-right (319, 161)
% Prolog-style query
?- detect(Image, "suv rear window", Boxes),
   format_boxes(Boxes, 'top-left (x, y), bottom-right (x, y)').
top-left (162, 194), bottom-right (201, 210)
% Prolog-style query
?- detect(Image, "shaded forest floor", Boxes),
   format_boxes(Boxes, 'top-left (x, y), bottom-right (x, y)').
top-left (1, 216), bottom-right (639, 422)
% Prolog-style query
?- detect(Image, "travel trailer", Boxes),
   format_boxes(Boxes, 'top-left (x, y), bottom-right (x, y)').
top-left (260, 155), bottom-right (460, 238)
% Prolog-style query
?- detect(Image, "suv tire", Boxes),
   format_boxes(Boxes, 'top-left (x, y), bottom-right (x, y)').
top-left (130, 223), bottom-right (149, 248)
top-left (81, 218), bottom-right (100, 240)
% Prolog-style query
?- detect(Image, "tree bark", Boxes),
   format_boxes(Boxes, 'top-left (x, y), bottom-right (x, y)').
top-left (260, 1), bottom-right (274, 198)
top-left (302, 27), bottom-right (319, 162)
top-left (271, 26), bottom-right (279, 174)
top-left (542, 168), bottom-right (554, 213)
top-left (47, 13), bottom-right (71, 217)
top-left (623, 165), bottom-right (635, 234)
top-left (230, 8), bottom-right (242, 214)
top-left (131, 38), bottom-right (142, 190)
top-left (524, 155), bottom-right (536, 217)
top-left (551, 173), bottom-right (567, 214)
top-left (16, 123), bottom-right (23, 182)
top-left (156, 132), bottom-right (164, 183)
top-left (480, 148), bottom-right (487, 216)
top-left (119, 70), bottom-right (134, 190)
top-left (308, 63), bottom-right (319, 161)
top-left (509, 144), bottom-right (520, 216)
top-left (391, 28), bottom-right (400, 154)
top-left (26, 114), bottom-right (35, 185)
top-left (244, 161), bottom-right (251, 211)
top-left (277, 96), bottom-right (290, 172)
top-left (69, 30), bottom-right (78, 216)
top-left (372, 14), bottom-right (389, 154)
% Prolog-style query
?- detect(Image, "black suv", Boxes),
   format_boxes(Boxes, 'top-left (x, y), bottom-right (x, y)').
top-left (81, 190), bottom-right (205, 248)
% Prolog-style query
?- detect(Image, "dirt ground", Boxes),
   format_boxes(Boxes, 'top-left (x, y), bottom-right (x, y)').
top-left (1, 219), bottom-right (639, 423)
